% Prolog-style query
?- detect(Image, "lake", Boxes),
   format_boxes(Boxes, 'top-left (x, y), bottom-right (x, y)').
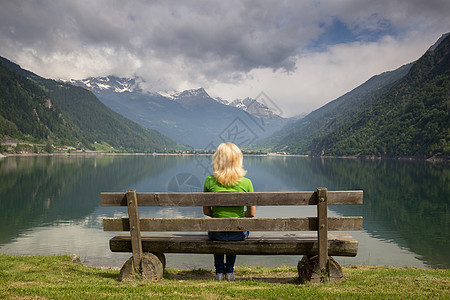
top-left (0, 154), bottom-right (448, 270)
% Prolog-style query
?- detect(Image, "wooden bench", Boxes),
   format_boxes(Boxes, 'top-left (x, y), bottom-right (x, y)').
top-left (101, 188), bottom-right (363, 283)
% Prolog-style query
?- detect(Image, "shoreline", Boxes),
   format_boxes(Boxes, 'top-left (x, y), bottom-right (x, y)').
top-left (1, 151), bottom-right (447, 163)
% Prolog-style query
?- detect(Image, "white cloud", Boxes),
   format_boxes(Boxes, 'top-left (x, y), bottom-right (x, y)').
top-left (208, 33), bottom-right (439, 117)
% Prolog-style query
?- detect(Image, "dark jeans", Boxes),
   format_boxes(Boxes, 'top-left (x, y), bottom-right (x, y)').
top-left (208, 231), bottom-right (249, 274)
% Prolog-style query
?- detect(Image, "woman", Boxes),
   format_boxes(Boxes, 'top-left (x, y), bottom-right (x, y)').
top-left (203, 142), bottom-right (256, 281)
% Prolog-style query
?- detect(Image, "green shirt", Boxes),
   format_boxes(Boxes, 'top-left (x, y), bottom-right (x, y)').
top-left (203, 175), bottom-right (254, 218)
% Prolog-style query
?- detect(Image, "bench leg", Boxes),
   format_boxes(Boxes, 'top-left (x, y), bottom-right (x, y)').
top-left (297, 255), bottom-right (343, 284)
top-left (119, 253), bottom-right (164, 281)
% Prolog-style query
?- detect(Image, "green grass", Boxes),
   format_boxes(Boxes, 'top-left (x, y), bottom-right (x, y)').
top-left (0, 254), bottom-right (448, 299)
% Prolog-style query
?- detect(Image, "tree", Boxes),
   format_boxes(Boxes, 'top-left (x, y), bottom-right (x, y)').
top-left (44, 142), bottom-right (53, 153)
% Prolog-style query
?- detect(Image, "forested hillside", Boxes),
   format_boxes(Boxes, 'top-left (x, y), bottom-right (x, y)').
top-left (0, 57), bottom-right (180, 152)
top-left (311, 34), bottom-right (449, 158)
top-left (266, 63), bottom-right (412, 152)
top-left (0, 61), bottom-right (78, 145)
top-left (270, 33), bottom-right (449, 158)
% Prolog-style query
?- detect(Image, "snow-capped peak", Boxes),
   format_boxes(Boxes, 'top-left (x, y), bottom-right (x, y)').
top-left (214, 97), bottom-right (229, 105)
top-left (64, 76), bottom-right (143, 93)
top-left (171, 88), bottom-right (210, 99)
top-left (229, 97), bottom-right (278, 118)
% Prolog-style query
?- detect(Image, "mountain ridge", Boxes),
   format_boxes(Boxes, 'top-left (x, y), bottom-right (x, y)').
top-left (261, 62), bottom-right (413, 151)
top-left (0, 56), bottom-right (181, 152)
top-left (65, 76), bottom-right (144, 94)
top-left (67, 76), bottom-right (285, 119)
top-left (68, 77), bottom-right (290, 148)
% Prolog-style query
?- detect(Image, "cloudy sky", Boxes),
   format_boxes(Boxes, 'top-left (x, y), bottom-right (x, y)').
top-left (1, 0), bottom-right (449, 117)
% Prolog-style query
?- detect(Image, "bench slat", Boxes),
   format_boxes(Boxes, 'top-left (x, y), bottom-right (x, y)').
top-left (103, 217), bottom-right (363, 232)
top-left (109, 233), bottom-right (359, 256)
top-left (101, 191), bottom-right (363, 206)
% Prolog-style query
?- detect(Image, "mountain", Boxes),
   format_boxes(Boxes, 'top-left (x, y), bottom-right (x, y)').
top-left (229, 97), bottom-right (279, 118)
top-left (262, 62), bottom-right (413, 152)
top-left (0, 60), bottom-right (76, 145)
top-left (69, 77), bottom-right (289, 148)
top-left (170, 87), bottom-right (212, 106)
top-left (68, 76), bottom-right (143, 93)
top-left (0, 57), bottom-right (180, 152)
top-left (69, 77), bottom-right (284, 118)
top-left (268, 33), bottom-right (449, 158)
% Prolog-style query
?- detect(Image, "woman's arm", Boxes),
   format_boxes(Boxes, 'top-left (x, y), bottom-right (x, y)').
top-left (245, 206), bottom-right (256, 217)
top-left (203, 206), bottom-right (212, 217)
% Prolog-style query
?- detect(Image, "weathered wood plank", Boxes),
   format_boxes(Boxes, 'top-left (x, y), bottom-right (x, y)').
top-left (101, 191), bottom-right (363, 206)
top-left (103, 217), bottom-right (363, 232)
top-left (317, 187), bottom-right (328, 277)
top-left (126, 190), bottom-right (143, 268)
top-left (109, 233), bottom-right (359, 256)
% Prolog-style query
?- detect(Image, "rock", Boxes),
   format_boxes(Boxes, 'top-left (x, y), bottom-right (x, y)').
top-left (71, 255), bottom-right (81, 264)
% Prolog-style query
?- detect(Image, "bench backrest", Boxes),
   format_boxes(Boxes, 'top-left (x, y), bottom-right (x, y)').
top-left (101, 189), bottom-right (363, 232)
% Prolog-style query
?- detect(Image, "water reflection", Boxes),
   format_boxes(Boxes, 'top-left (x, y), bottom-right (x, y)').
top-left (0, 155), bottom-right (448, 269)
top-left (0, 155), bottom-right (179, 245)
top-left (247, 157), bottom-right (449, 268)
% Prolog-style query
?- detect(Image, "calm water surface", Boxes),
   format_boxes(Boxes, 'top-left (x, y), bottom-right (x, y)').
top-left (0, 155), bottom-right (448, 269)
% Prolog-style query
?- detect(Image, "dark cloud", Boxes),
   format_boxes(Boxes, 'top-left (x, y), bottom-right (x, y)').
top-left (0, 1), bottom-right (324, 76)
top-left (0, 0), bottom-right (448, 113)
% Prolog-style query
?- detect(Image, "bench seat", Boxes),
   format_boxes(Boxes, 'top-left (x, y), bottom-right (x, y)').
top-left (110, 233), bottom-right (358, 256)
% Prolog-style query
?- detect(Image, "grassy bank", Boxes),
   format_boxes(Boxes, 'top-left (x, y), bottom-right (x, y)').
top-left (0, 255), bottom-right (448, 299)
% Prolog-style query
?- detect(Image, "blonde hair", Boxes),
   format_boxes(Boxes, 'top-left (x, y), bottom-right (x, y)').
top-left (212, 142), bottom-right (247, 187)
